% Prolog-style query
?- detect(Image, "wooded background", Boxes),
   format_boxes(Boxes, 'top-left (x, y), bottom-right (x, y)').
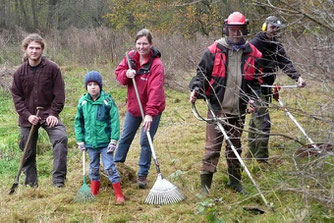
top-left (0, 0), bottom-right (332, 37)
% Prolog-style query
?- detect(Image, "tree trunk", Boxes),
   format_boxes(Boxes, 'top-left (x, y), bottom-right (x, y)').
top-left (47, 0), bottom-right (57, 29)
top-left (19, 0), bottom-right (31, 31)
top-left (0, 0), bottom-right (6, 28)
top-left (31, 0), bottom-right (38, 31)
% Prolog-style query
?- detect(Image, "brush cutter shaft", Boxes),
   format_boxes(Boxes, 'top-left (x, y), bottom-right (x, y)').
top-left (191, 99), bottom-right (271, 208)
top-left (278, 99), bottom-right (320, 152)
top-left (261, 85), bottom-right (297, 88)
top-left (207, 108), bottom-right (270, 208)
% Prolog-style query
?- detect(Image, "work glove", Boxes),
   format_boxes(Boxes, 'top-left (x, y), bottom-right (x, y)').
top-left (77, 142), bottom-right (86, 151)
top-left (107, 140), bottom-right (117, 154)
top-left (273, 85), bottom-right (281, 102)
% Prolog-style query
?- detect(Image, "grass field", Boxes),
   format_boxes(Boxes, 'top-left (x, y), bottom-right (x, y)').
top-left (0, 65), bottom-right (333, 222)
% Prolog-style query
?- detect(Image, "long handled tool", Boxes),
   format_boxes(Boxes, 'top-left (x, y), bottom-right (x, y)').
top-left (125, 52), bottom-right (185, 205)
top-left (191, 93), bottom-right (272, 210)
top-left (74, 150), bottom-right (96, 202)
top-left (273, 87), bottom-right (320, 153)
top-left (9, 107), bottom-right (43, 194)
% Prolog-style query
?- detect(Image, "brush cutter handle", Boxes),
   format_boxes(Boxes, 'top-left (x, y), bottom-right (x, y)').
top-left (125, 52), bottom-right (161, 174)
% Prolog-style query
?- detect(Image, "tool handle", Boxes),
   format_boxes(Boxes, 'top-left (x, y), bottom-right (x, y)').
top-left (125, 52), bottom-right (161, 174)
top-left (82, 150), bottom-right (86, 176)
top-left (16, 107), bottom-right (44, 181)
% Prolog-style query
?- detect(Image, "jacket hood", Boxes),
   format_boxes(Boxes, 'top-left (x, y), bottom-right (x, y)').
top-left (151, 47), bottom-right (161, 58)
top-left (256, 31), bottom-right (279, 43)
top-left (82, 90), bottom-right (109, 103)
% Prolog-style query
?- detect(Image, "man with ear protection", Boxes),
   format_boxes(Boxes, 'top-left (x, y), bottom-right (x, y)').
top-left (247, 16), bottom-right (306, 163)
top-left (189, 12), bottom-right (263, 195)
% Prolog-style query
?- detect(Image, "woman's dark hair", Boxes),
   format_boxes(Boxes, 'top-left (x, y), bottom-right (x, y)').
top-left (135, 29), bottom-right (153, 44)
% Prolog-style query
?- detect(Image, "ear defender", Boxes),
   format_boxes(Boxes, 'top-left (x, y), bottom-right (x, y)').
top-left (262, 22), bottom-right (267, 32)
top-left (222, 19), bottom-right (228, 36)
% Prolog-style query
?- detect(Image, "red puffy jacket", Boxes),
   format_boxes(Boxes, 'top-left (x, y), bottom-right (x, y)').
top-left (115, 48), bottom-right (166, 117)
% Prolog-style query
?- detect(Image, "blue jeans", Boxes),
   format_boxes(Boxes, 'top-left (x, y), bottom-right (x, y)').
top-left (87, 147), bottom-right (120, 184)
top-left (114, 112), bottom-right (161, 176)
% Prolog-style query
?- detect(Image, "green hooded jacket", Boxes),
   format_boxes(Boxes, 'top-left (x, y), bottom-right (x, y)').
top-left (74, 90), bottom-right (120, 149)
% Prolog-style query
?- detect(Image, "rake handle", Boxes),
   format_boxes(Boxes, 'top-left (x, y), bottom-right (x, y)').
top-left (82, 150), bottom-right (86, 177)
top-left (125, 52), bottom-right (161, 174)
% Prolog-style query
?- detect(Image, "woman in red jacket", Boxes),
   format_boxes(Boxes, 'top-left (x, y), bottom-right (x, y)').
top-left (114, 29), bottom-right (166, 189)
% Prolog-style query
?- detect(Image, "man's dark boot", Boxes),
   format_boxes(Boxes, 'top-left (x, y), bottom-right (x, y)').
top-left (227, 168), bottom-right (248, 195)
top-left (200, 173), bottom-right (213, 195)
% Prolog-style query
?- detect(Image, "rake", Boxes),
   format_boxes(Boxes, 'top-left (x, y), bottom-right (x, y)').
top-left (74, 150), bottom-right (96, 203)
top-left (125, 52), bottom-right (185, 205)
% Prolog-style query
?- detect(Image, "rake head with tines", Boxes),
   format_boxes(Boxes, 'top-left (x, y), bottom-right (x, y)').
top-left (145, 174), bottom-right (185, 205)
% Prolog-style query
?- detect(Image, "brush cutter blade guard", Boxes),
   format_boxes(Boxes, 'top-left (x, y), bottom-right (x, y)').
top-left (295, 143), bottom-right (333, 158)
top-left (145, 174), bottom-right (185, 205)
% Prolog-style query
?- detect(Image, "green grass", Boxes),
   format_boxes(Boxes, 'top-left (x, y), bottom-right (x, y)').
top-left (0, 68), bottom-right (333, 222)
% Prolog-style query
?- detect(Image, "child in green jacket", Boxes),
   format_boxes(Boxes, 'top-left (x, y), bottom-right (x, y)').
top-left (74, 71), bottom-right (125, 205)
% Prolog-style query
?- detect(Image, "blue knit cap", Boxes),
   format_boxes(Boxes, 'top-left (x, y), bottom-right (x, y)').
top-left (84, 71), bottom-right (103, 89)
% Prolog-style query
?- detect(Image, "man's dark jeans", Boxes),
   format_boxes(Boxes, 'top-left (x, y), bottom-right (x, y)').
top-left (19, 119), bottom-right (68, 186)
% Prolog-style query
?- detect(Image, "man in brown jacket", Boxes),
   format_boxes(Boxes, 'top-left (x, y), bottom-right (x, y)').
top-left (11, 33), bottom-right (68, 188)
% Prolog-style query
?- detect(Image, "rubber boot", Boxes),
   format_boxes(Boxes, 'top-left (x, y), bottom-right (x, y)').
top-left (91, 180), bottom-right (100, 196)
top-left (112, 182), bottom-right (125, 205)
top-left (227, 168), bottom-right (248, 195)
top-left (200, 173), bottom-right (213, 196)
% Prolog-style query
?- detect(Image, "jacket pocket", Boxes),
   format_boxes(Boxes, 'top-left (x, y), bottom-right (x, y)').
top-left (212, 53), bottom-right (226, 78)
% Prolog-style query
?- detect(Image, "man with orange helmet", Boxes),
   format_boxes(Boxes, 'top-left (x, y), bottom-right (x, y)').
top-left (247, 16), bottom-right (306, 163)
top-left (189, 12), bottom-right (263, 194)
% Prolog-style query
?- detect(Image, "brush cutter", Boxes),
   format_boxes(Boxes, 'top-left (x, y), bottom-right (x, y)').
top-left (125, 52), bottom-right (185, 205)
top-left (272, 86), bottom-right (321, 153)
top-left (74, 150), bottom-right (96, 203)
top-left (9, 107), bottom-right (43, 195)
top-left (191, 90), bottom-right (272, 210)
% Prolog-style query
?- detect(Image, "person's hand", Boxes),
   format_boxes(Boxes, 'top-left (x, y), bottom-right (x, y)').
top-left (189, 90), bottom-right (198, 103)
top-left (107, 140), bottom-right (117, 154)
top-left (126, 69), bottom-right (136, 79)
top-left (28, 115), bottom-right (40, 125)
top-left (143, 115), bottom-right (152, 132)
top-left (247, 99), bottom-right (257, 113)
top-left (46, 115), bottom-right (58, 128)
top-left (77, 142), bottom-right (86, 151)
top-left (297, 76), bottom-right (306, 88)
